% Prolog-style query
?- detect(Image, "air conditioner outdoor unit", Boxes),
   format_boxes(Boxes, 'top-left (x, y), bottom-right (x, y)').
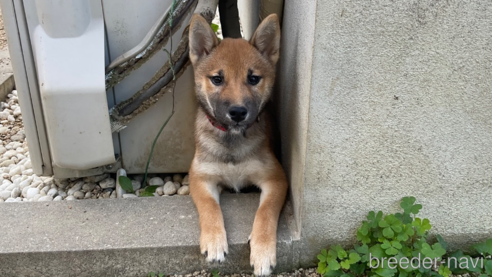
top-left (1, 0), bottom-right (217, 178)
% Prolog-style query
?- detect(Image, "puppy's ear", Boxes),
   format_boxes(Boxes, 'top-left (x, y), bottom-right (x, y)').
top-left (189, 14), bottom-right (218, 65)
top-left (250, 14), bottom-right (281, 65)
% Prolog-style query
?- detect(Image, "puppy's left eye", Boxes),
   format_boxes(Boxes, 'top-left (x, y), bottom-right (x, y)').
top-left (247, 75), bottom-right (262, 85)
top-left (210, 76), bottom-right (224, 86)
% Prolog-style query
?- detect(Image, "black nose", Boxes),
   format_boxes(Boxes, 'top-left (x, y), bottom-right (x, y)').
top-left (228, 106), bottom-right (248, 122)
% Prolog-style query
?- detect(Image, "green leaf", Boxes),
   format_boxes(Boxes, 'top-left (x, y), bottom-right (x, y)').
top-left (148, 272), bottom-right (155, 277)
top-left (438, 265), bottom-right (451, 277)
top-left (398, 271), bottom-right (408, 277)
top-left (380, 240), bottom-right (400, 255)
top-left (381, 240), bottom-right (391, 250)
top-left (158, 273), bottom-right (164, 277)
top-left (395, 212), bottom-right (413, 224)
top-left (391, 241), bottom-right (402, 249)
top-left (392, 224), bottom-right (403, 233)
top-left (358, 222), bottom-right (370, 236)
top-left (328, 260), bottom-right (341, 271)
top-left (383, 227), bottom-right (394, 238)
top-left (386, 247), bottom-right (398, 255)
top-left (119, 175), bottom-right (134, 193)
top-left (211, 23), bottom-right (219, 33)
top-left (357, 230), bottom-right (371, 244)
top-left (396, 232), bottom-right (408, 242)
top-left (318, 254), bottom-right (326, 263)
top-left (369, 244), bottom-right (385, 259)
top-left (340, 259), bottom-right (351, 270)
top-left (368, 211), bottom-right (383, 228)
top-left (328, 249), bottom-right (338, 260)
top-left (356, 244), bottom-right (370, 262)
top-left (432, 242), bottom-right (445, 257)
top-left (412, 218), bottom-right (432, 236)
top-left (375, 264), bottom-right (397, 277)
top-left (140, 185), bottom-right (159, 197)
top-left (333, 245), bottom-right (347, 259)
top-left (436, 234), bottom-right (448, 250)
top-left (372, 228), bottom-right (383, 240)
top-left (396, 225), bottom-right (415, 242)
top-left (317, 262), bottom-right (327, 274)
top-left (402, 214), bottom-right (413, 224)
top-left (421, 218), bottom-right (431, 230)
top-left (348, 252), bottom-right (361, 264)
top-left (485, 259), bottom-right (492, 275)
top-left (410, 204), bottom-right (422, 215)
top-left (400, 197), bottom-right (416, 213)
top-left (350, 263), bottom-right (365, 274)
top-left (405, 226), bottom-right (415, 236)
top-left (379, 220), bottom-right (390, 228)
top-left (473, 242), bottom-right (489, 255)
top-left (420, 242), bottom-right (445, 259)
top-left (356, 244), bottom-right (368, 254)
top-left (400, 245), bottom-right (412, 257)
top-left (473, 238), bottom-right (492, 256)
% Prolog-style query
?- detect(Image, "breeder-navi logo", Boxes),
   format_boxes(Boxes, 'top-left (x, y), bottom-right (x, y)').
top-left (370, 253), bottom-right (490, 270)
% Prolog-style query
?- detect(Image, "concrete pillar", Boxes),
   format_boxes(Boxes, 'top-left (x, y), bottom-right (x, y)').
top-left (278, 0), bottom-right (492, 266)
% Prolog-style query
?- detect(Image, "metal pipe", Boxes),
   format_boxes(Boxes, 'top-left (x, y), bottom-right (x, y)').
top-left (109, 0), bottom-right (219, 132)
top-left (105, 0), bottom-right (198, 90)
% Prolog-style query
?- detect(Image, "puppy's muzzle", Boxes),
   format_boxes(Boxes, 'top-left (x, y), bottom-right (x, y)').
top-left (228, 106), bottom-right (248, 123)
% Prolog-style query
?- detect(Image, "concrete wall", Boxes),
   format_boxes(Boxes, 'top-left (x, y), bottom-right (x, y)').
top-left (278, 0), bottom-right (492, 266)
top-left (277, 0), bottom-right (317, 236)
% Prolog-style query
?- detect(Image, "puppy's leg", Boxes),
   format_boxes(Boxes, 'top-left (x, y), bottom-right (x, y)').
top-left (189, 172), bottom-right (228, 263)
top-left (249, 161), bottom-right (288, 276)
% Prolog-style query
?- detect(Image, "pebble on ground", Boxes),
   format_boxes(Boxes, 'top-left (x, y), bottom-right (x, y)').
top-left (0, 91), bottom-right (190, 203)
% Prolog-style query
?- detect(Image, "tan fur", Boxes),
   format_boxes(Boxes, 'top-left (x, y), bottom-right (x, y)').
top-left (188, 14), bottom-right (287, 276)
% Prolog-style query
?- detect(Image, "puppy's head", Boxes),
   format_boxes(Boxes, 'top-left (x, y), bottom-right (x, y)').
top-left (189, 14), bottom-right (280, 133)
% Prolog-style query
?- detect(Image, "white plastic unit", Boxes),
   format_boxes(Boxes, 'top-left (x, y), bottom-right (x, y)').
top-left (29, 0), bottom-right (115, 170)
top-left (0, 0), bottom-right (201, 177)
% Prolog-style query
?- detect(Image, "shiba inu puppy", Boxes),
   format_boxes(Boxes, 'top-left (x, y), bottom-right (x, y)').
top-left (188, 13), bottom-right (287, 276)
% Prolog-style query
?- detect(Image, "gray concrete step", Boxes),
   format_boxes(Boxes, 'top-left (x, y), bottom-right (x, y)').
top-left (0, 193), bottom-right (299, 276)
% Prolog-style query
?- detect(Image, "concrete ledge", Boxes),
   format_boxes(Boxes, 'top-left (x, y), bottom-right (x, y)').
top-left (0, 194), bottom-right (298, 276)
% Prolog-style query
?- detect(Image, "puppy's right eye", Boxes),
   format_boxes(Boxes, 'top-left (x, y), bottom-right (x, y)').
top-left (210, 76), bottom-right (223, 86)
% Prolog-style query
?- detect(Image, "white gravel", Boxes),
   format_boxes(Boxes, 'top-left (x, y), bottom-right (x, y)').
top-left (149, 177), bottom-right (164, 186)
top-left (0, 91), bottom-right (191, 203)
top-left (164, 181), bottom-right (177, 195)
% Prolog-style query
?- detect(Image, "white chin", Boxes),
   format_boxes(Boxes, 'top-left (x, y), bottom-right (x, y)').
top-left (230, 127), bottom-right (245, 135)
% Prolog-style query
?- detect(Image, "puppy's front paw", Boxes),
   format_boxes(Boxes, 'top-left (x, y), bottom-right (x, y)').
top-left (200, 228), bottom-right (228, 263)
top-left (249, 234), bottom-right (276, 276)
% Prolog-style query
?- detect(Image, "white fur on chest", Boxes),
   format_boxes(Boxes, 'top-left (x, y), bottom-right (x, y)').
top-left (194, 159), bottom-right (269, 191)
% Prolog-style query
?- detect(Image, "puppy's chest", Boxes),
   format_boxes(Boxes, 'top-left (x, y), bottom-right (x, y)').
top-left (201, 132), bottom-right (262, 164)
top-left (196, 159), bottom-right (266, 190)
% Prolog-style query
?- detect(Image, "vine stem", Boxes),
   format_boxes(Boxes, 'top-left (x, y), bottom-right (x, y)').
top-left (142, 0), bottom-right (177, 189)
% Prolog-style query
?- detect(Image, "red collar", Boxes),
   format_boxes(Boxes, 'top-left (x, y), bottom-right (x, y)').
top-left (206, 115), bottom-right (260, 132)
top-left (206, 115), bottom-right (227, 131)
